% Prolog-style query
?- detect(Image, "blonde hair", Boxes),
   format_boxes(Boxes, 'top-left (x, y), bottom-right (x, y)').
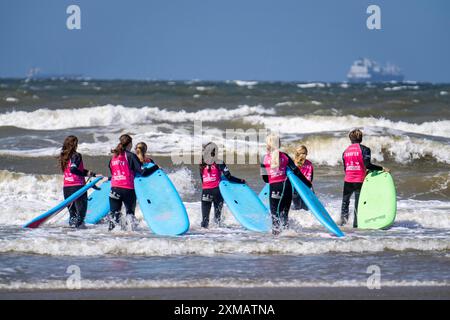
top-left (266, 133), bottom-right (281, 169)
top-left (294, 145), bottom-right (308, 166)
top-left (135, 142), bottom-right (148, 163)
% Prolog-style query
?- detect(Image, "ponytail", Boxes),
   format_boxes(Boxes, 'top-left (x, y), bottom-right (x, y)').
top-left (266, 133), bottom-right (281, 169)
top-left (135, 142), bottom-right (148, 163)
top-left (111, 134), bottom-right (132, 156)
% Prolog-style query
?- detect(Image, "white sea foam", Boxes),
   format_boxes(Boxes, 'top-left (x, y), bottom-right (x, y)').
top-left (384, 86), bottom-right (420, 91)
top-left (0, 168), bottom-right (198, 226)
top-left (2, 169), bottom-right (448, 230)
top-left (195, 86), bottom-right (214, 92)
top-left (297, 83), bottom-right (326, 89)
top-left (2, 194), bottom-right (450, 256)
top-left (0, 169), bottom-right (448, 260)
top-left (0, 126), bottom-right (448, 165)
top-left (243, 114), bottom-right (450, 138)
top-left (233, 80), bottom-right (258, 87)
top-left (5, 97), bottom-right (18, 102)
top-left (275, 101), bottom-right (302, 107)
top-left (1, 279), bottom-right (448, 290)
top-left (0, 106), bottom-right (448, 164)
top-left (284, 134), bottom-right (450, 165)
top-left (0, 104), bottom-right (274, 130)
top-left (0, 230), bottom-right (448, 257)
top-left (167, 167), bottom-right (197, 197)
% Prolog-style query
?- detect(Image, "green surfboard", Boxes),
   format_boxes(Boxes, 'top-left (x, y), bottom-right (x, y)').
top-left (357, 171), bottom-right (397, 229)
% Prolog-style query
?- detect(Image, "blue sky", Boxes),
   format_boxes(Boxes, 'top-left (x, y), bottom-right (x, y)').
top-left (1, 0), bottom-right (449, 82)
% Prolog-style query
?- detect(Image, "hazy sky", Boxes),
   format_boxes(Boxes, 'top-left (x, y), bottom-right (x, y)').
top-left (1, 0), bottom-right (449, 82)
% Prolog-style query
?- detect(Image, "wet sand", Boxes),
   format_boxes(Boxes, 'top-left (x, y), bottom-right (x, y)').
top-left (1, 286), bottom-right (449, 300)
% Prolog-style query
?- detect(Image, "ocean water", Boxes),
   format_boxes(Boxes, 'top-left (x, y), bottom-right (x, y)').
top-left (0, 79), bottom-right (449, 291)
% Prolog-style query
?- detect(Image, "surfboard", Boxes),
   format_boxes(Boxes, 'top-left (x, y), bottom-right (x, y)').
top-left (134, 163), bottom-right (189, 236)
top-left (23, 177), bottom-right (103, 229)
top-left (286, 168), bottom-right (344, 237)
top-left (258, 183), bottom-right (270, 209)
top-left (84, 180), bottom-right (111, 225)
top-left (259, 183), bottom-right (308, 210)
top-left (357, 171), bottom-right (397, 229)
top-left (220, 179), bottom-right (271, 232)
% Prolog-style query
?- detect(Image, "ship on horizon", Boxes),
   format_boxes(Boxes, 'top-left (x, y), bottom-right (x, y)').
top-left (347, 58), bottom-right (404, 83)
top-left (26, 67), bottom-right (83, 80)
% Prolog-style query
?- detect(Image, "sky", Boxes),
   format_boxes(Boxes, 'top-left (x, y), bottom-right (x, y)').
top-left (1, 0), bottom-right (449, 82)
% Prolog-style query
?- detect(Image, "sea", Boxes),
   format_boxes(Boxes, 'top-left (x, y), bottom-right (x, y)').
top-left (0, 79), bottom-right (449, 291)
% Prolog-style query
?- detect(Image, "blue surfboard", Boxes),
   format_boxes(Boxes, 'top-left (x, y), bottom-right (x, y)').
top-left (85, 180), bottom-right (111, 225)
top-left (23, 177), bottom-right (103, 228)
top-left (219, 178), bottom-right (271, 232)
top-left (258, 183), bottom-right (270, 209)
top-left (286, 168), bottom-right (344, 237)
top-left (259, 183), bottom-right (305, 210)
top-left (134, 163), bottom-right (189, 236)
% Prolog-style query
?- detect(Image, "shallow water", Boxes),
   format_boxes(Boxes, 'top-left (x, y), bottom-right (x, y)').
top-left (0, 79), bottom-right (448, 290)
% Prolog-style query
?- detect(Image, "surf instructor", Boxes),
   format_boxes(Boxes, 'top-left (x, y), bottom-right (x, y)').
top-left (341, 129), bottom-right (389, 228)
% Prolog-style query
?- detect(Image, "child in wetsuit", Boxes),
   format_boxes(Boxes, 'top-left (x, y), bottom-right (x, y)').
top-left (292, 145), bottom-right (314, 211)
top-left (108, 134), bottom-right (159, 231)
top-left (341, 129), bottom-right (388, 228)
top-left (261, 134), bottom-right (312, 235)
top-left (58, 135), bottom-right (96, 228)
top-left (135, 142), bottom-right (154, 165)
top-left (200, 142), bottom-right (245, 228)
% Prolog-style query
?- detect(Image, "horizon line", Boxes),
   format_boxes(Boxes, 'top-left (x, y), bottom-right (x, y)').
top-left (0, 76), bottom-right (445, 85)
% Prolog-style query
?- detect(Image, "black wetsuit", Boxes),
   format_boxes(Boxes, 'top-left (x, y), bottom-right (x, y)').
top-left (63, 152), bottom-right (94, 227)
top-left (341, 144), bottom-right (383, 228)
top-left (261, 153), bottom-right (312, 233)
top-left (200, 162), bottom-right (244, 228)
top-left (108, 151), bottom-right (158, 225)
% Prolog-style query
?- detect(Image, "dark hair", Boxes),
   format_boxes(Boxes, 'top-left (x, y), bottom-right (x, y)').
top-left (111, 134), bottom-right (132, 156)
top-left (58, 135), bottom-right (78, 172)
top-left (349, 129), bottom-right (363, 143)
top-left (199, 142), bottom-right (217, 172)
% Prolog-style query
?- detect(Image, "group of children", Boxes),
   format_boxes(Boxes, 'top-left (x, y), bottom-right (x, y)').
top-left (60, 134), bottom-right (158, 230)
top-left (59, 129), bottom-right (387, 234)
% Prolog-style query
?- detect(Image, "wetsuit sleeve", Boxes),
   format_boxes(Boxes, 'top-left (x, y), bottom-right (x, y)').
top-left (219, 163), bottom-right (245, 184)
top-left (285, 153), bottom-right (312, 188)
top-left (108, 159), bottom-right (112, 180)
top-left (128, 151), bottom-right (159, 177)
top-left (342, 152), bottom-right (346, 172)
top-left (260, 156), bottom-right (269, 183)
top-left (141, 165), bottom-right (159, 177)
top-left (69, 153), bottom-right (92, 177)
top-left (360, 145), bottom-right (383, 171)
top-left (199, 166), bottom-right (203, 183)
